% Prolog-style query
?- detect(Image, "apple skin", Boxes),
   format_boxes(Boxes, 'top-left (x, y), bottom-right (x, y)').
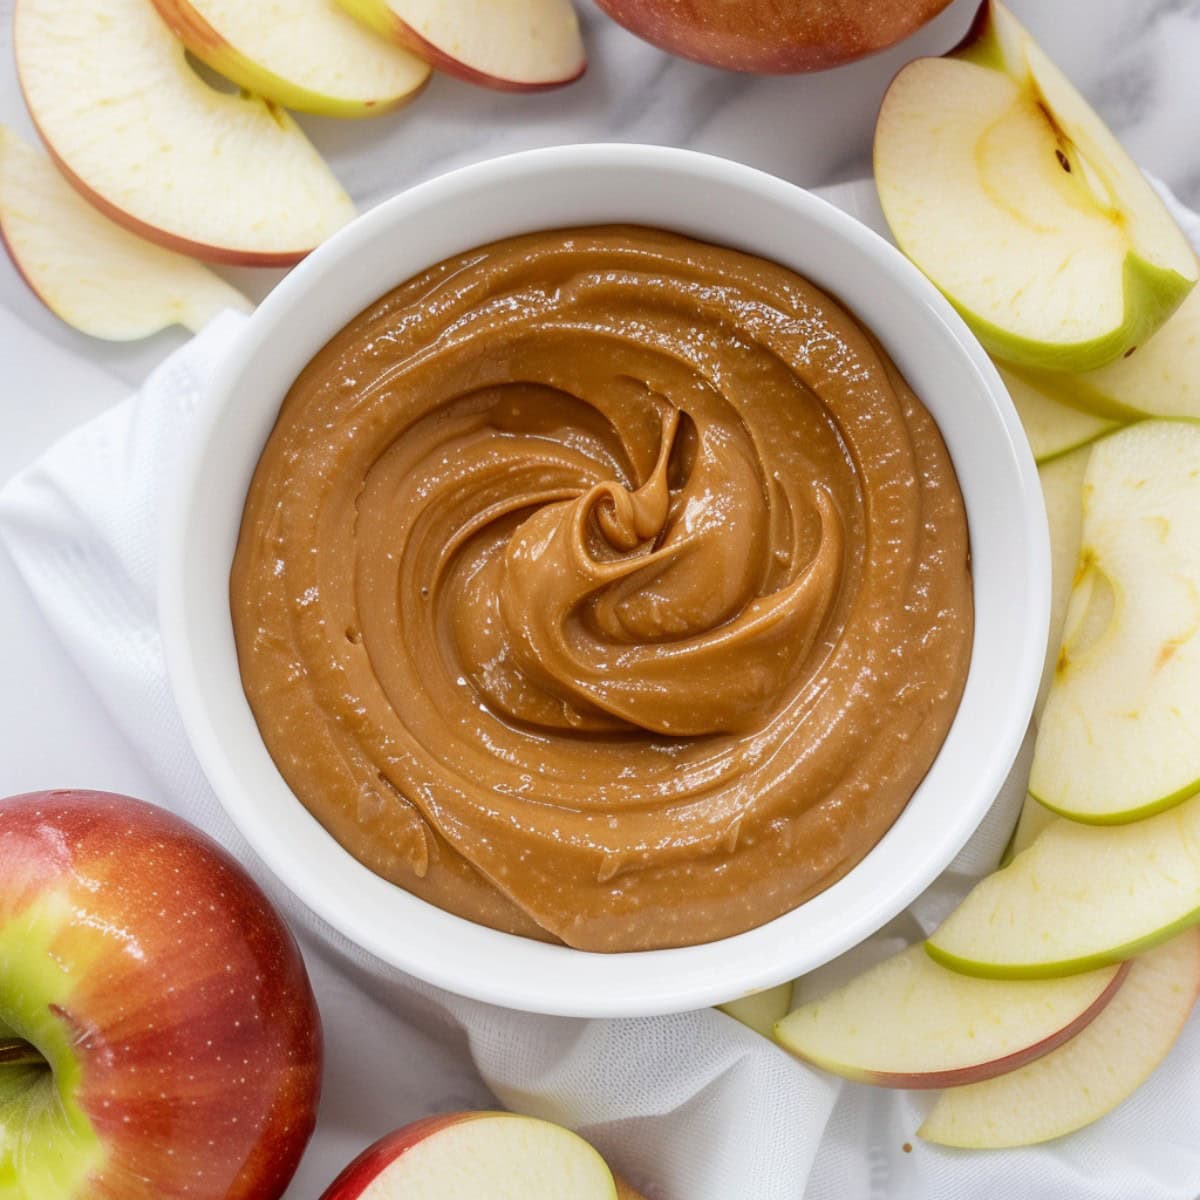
top-left (0, 790), bottom-right (322, 1200)
top-left (594, 0), bottom-right (953, 74)
top-left (337, 0), bottom-right (586, 93)
top-left (147, 0), bottom-right (430, 119)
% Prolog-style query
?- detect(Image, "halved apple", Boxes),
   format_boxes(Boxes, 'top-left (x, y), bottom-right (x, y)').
top-left (875, 0), bottom-right (1196, 372)
top-left (319, 1112), bottom-right (619, 1199)
top-left (337, 0), bottom-right (585, 92)
top-left (149, 0), bottom-right (429, 118)
top-left (1004, 367), bottom-right (1120, 464)
top-left (1035, 442), bottom-right (1092, 718)
top-left (1014, 268), bottom-right (1200, 421)
top-left (927, 789), bottom-right (1200, 979)
top-left (16, 0), bottom-right (356, 266)
top-left (1031, 421), bottom-right (1200, 822)
top-left (718, 981), bottom-right (793, 1039)
top-left (775, 944), bottom-right (1126, 1089)
top-left (0, 126), bottom-right (250, 340)
top-left (920, 930), bottom-right (1200, 1148)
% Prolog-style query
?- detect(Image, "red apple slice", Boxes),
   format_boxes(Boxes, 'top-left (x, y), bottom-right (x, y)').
top-left (336, 0), bottom-right (586, 92)
top-left (0, 126), bottom-right (250, 340)
top-left (320, 1112), bottom-right (619, 1199)
top-left (15, 0), bottom-right (356, 266)
top-left (775, 944), bottom-right (1127, 1089)
top-left (148, 0), bottom-right (430, 118)
top-left (920, 929), bottom-right (1200, 1147)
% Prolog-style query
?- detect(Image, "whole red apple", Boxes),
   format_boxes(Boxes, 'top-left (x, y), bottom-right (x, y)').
top-left (595, 0), bottom-right (954, 73)
top-left (0, 789), bottom-right (322, 1199)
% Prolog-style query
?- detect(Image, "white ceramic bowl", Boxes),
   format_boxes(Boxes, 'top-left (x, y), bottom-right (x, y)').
top-left (162, 144), bottom-right (1048, 1018)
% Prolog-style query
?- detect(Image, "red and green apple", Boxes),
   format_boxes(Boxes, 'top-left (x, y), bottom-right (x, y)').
top-left (593, 0), bottom-right (953, 73)
top-left (0, 790), bottom-right (322, 1199)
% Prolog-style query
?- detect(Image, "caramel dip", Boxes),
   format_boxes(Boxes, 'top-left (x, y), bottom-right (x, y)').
top-left (231, 226), bottom-right (973, 952)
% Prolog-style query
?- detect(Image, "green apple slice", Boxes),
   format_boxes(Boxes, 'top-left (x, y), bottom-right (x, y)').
top-left (1031, 421), bottom-right (1200, 822)
top-left (775, 944), bottom-right (1125, 1089)
top-left (920, 930), bottom-right (1200, 1148)
top-left (16, 0), bottom-right (356, 265)
top-left (874, 0), bottom-right (1196, 372)
top-left (926, 789), bottom-right (1200, 979)
top-left (148, 0), bottom-right (430, 118)
top-left (1003, 367), bottom-right (1121, 464)
top-left (1035, 442), bottom-right (1092, 719)
top-left (999, 793), bottom-right (1057, 866)
top-left (717, 981), bottom-right (793, 1039)
top-left (0, 126), bottom-right (250, 340)
top-left (1013, 270), bottom-right (1200, 421)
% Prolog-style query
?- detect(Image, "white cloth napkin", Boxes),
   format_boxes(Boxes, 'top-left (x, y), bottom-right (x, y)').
top-left (4, 182), bottom-right (1200, 1200)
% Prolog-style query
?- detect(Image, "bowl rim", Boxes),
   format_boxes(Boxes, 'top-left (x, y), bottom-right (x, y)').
top-left (161, 142), bottom-right (1049, 1017)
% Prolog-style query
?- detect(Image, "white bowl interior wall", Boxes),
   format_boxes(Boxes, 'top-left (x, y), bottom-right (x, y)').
top-left (161, 144), bottom-right (1049, 1017)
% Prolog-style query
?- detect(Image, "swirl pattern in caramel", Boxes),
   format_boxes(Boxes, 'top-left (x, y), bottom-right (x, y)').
top-left (232, 226), bottom-right (972, 952)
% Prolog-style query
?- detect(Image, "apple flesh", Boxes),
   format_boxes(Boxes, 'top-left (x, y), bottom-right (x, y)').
top-left (999, 793), bottom-right (1057, 866)
top-left (717, 981), bottom-right (793, 1038)
top-left (774, 944), bottom-right (1126, 1089)
top-left (1035, 442), bottom-right (1092, 718)
top-left (926, 788), bottom-right (1200, 979)
top-left (920, 929), bottom-right (1200, 1148)
top-left (0, 790), bottom-right (321, 1200)
top-left (16, 0), bottom-right (356, 265)
top-left (875, 0), bottom-right (1196, 372)
top-left (0, 126), bottom-right (250, 340)
top-left (593, 0), bottom-right (953, 73)
top-left (1013, 262), bottom-right (1200, 421)
top-left (1003, 366), bottom-right (1120, 465)
top-left (149, 0), bottom-right (429, 118)
top-left (337, 0), bottom-right (585, 92)
top-left (319, 1111), bottom-right (619, 1199)
top-left (1031, 422), bottom-right (1200, 822)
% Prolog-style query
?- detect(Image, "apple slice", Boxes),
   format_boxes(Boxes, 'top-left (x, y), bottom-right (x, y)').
top-left (1035, 442), bottom-right (1092, 719)
top-left (1014, 268), bottom-right (1200, 421)
top-left (774, 944), bottom-right (1126, 1089)
top-left (999, 793), bottom-right (1057, 865)
top-left (337, 0), bottom-right (585, 92)
top-left (1030, 421), bottom-right (1200, 822)
top-left (16, 0), bottom-right (356, 266)
top-left (926, 789), bottom-right (1200, 979)
top-left (920, 930), bottom-right (1200, 1148)
top-left (149, 0), bottom-right (429, 118)
top-left (718, 981), bottom-right (793, 1038)
top-left (0, 126), bottom-right (250, 340)
top-left (875, 0), bottom-right (1196, 372)
top-left (319, 1112), bottom-right (618, 1199)
top-left (1003, 367), bottom-right (1120, 464)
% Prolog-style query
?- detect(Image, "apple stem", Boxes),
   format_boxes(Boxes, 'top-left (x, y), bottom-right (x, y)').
top-left (0, 1038), bottom-right (44, 1068)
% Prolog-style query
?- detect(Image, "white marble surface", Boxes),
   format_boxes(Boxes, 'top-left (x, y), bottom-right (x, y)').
top-left (1, 0), bottom-right (1198, 1193)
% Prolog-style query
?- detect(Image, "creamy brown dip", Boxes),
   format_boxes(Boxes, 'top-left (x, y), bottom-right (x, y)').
top-left (231, 226), bottom-right (972, 952)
